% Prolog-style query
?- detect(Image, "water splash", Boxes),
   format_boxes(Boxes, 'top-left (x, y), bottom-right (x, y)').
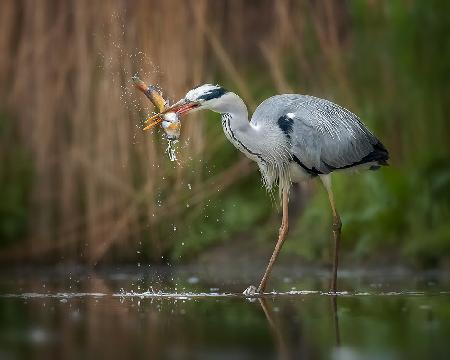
top-left (165, 139), bottom-right (179, 162)
top-left (2, 290), bottom-right (449, 300)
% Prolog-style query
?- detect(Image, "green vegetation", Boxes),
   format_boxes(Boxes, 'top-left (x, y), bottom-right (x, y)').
top-left (0, 112), bottom-right (32, 246)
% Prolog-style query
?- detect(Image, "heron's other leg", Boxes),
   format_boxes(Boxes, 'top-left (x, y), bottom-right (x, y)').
top-left (320, 175), bottom-right (342, 293)
top-left (257, 188), bottom-right (289, 293)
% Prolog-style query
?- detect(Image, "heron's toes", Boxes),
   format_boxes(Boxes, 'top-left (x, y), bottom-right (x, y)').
top-left (243, 285), bottom-right (258, 296)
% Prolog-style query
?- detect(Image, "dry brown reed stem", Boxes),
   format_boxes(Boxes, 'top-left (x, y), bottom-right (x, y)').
top-left (0, 0), bottom-right (359, 263)
top-left (260, 42), bottom-right (294, 94)
top-left (193, 5), bottom-right (256, 110)
top-left (310, 1), bottom-right (354, 103)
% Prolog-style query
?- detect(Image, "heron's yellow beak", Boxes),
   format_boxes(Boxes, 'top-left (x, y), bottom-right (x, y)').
top-left (142, 114), bottom-right (164, 131)
top-left (143, 99), bottom-right (199, 131)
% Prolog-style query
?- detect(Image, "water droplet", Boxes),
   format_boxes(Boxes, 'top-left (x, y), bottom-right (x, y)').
top-left (187, 276), bottom-right (199, 284)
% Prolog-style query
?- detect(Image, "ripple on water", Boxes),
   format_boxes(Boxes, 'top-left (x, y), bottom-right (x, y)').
top-left (1, 289), bottom-right (449, 300)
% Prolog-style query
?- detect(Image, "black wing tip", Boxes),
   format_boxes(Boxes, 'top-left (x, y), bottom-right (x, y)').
top-left (368, 141), bottom-right (390, 170)
top-left (373, 140), bottom-right (389, 160)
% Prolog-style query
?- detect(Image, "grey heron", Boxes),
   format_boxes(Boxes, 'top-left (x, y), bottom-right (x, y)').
top-left (146, 84), bottom-right (389, 294)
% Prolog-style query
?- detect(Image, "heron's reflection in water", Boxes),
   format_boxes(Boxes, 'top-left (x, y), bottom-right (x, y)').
top-left (258, 298), bottom-right (291, 360)
top-left (331, 295), bottom-right (341, 347)
top-left (258, 296), bottom-right (342, 360)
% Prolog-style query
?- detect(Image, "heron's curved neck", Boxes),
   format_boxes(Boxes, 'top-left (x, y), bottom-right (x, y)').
top-left (217, 93), bottom-right (262, 161)
top-left (212, 92), bottom-right (290, 192)
top-left (214, 93), bottom-right (249, 127)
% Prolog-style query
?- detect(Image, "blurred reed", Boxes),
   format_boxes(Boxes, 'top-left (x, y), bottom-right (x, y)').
top-left (0, 0), bottom-right (265, 263)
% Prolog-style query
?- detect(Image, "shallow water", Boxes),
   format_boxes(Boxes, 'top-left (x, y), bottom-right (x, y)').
top-left (0, 266), bottom-right (449, 359)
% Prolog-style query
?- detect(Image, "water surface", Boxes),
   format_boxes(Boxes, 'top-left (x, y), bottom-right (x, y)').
top-left (0, 266), bottom-right (449, 359)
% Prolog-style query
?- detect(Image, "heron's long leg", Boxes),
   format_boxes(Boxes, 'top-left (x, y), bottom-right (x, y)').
top-left (320, 175), bottom-right (342, 293)
top-left (257, 188), bottom-right (289, 293)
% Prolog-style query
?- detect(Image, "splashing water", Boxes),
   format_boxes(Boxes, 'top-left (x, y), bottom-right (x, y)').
top-left (165, 139), bottom-right (179, 162)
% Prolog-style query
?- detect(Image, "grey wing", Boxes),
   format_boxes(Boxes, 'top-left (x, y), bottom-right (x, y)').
top-left (286, 96), bottom-right (388, 174)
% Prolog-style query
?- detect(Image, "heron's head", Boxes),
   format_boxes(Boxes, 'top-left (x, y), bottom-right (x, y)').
top-left (183, 84), bottom-right (229, 110)
top-left (143, 84), bottom-right (234, 130)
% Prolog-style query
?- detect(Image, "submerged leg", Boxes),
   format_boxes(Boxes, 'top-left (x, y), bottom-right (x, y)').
top-left (256, 188), bottom-right (290, 293)
top-left (320, 175), bottom-right (342, 293)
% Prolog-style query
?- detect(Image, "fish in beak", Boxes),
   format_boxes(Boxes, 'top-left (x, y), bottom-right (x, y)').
top-left (132, 76), bottom-right (166, 112)
top-left (143, 99), bottom-right (199, 131)
top-left (132, 75), bottom-right (199, 137)
top-left (161, 112), bottom-right (181, 140)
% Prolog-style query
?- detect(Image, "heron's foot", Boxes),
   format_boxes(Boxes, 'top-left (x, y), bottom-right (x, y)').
top-left (243, 285), bottom-right (258, 297)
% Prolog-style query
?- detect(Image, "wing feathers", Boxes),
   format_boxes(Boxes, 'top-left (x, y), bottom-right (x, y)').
top-left (252, 94), bottom-right (389, 174)
top-left (290, 97), bottom-right (388, 173)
